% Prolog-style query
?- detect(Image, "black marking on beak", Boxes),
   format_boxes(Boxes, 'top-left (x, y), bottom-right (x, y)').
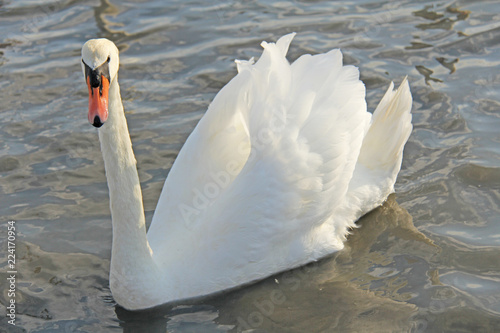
top-left (82, 58), bottom-right (111, 96)
top-left (93, 116), bottom-right (104, 128)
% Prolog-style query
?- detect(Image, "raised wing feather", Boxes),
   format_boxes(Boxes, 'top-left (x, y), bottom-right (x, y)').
top-left (147, 34), bottom-right (372, 292)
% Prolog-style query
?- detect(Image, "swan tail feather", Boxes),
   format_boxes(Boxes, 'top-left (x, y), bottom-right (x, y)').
top-left (358, 77), bottom-right (412, 176)
top-left (346, 78), bottom-right (412, 219)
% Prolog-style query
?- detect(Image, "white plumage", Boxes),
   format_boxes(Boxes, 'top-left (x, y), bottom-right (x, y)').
top-left (81, 33), bottom-right (412, 310)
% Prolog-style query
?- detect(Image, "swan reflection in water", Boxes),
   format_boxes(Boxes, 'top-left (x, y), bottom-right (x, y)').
top-left (114, 195), bottom-right (436, 332)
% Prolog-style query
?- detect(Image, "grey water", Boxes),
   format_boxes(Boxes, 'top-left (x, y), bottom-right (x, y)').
top-left (1, 0), bottom-right (500, 332)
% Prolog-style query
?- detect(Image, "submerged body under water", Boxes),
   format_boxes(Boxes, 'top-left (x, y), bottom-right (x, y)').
top-left (0, 0), bottom-right (500, 331)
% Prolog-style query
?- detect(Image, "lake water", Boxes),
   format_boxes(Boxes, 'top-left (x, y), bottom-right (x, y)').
top-left (1, 0), bottom-right (500, 332)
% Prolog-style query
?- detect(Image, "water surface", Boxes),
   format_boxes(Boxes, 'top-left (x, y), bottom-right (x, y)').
top-left (1, 0), bottom-right (500, 332)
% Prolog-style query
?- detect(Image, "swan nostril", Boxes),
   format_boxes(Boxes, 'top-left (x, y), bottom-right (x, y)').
top-left (92, 116), bottom-right (104, 128)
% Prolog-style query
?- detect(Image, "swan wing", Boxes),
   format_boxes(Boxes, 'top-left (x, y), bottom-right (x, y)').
top-left (147, 34), bottom-right (372, 294)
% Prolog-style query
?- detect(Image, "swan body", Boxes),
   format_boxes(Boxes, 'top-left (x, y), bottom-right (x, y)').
top-left (81, 33), bottom-right (412, 310)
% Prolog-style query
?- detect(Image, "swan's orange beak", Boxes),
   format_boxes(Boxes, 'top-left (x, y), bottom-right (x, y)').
top-left (87, 75), bottom-right (109, 128)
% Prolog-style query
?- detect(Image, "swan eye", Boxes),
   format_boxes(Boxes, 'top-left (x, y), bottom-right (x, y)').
top-left (107, 56), bottom-right (111, 63)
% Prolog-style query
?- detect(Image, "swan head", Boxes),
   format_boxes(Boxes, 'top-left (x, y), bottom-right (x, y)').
top-left (81, 38), bottom-right (119, 128)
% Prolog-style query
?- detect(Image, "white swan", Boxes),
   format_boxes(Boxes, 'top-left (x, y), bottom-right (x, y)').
top-left (81, 33), bottom-right (412, 310)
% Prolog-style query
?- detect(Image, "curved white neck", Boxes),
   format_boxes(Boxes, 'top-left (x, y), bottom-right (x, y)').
top-left (97, 75), bottom-right (157, 300)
